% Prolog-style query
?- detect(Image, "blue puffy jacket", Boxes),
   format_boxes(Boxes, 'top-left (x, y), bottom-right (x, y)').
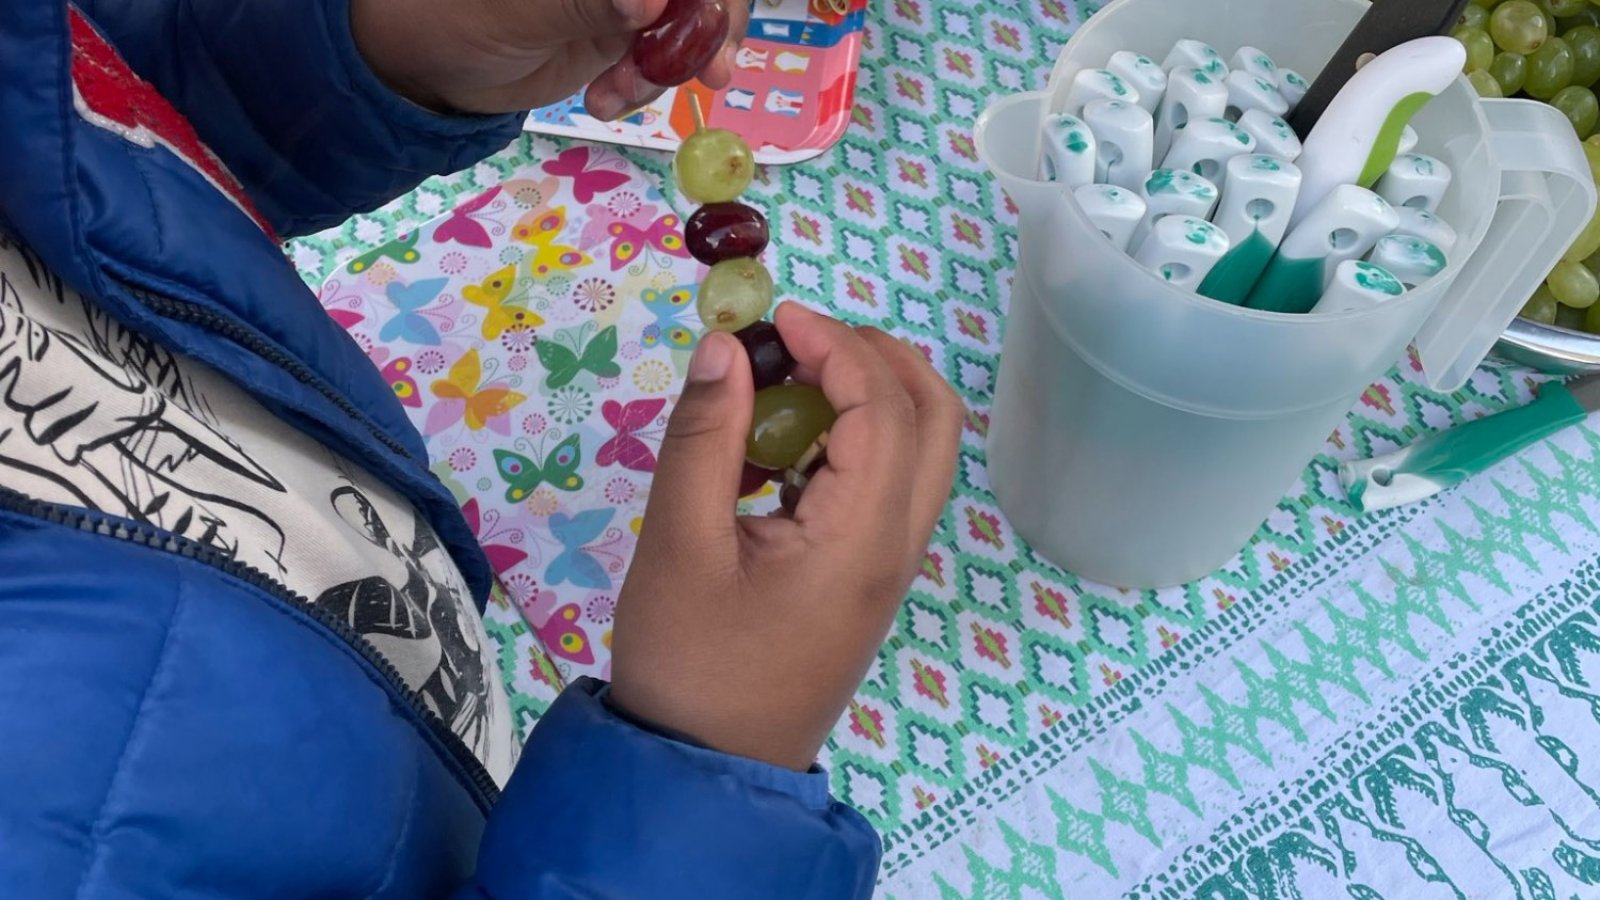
top-left (0, 2), bottom-right (879, 896)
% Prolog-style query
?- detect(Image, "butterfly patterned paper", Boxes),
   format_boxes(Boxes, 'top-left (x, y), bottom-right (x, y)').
top-left (316, 149), bottom-right (704, 684)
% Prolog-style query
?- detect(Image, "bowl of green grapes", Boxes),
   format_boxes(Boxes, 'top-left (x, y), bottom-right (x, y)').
top-left (1456, 0), bottom-right (1600, 371)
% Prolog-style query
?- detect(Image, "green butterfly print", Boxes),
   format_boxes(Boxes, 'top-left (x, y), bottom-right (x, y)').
top-left (346, 231), bottom-right (421, 274)
top-left (536, 325), bottom-right (621, 390)
top-left (494, 434), bottom-right (585, 503)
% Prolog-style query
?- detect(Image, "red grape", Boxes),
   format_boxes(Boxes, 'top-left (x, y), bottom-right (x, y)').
top-left (634, 0), bottom-right (731, 88)
top-left (734, 321), bottom-right (795, 390)
top-left (686, 202), bottom-right (770, 265)
top-left (739, 463), bottom-right (776, 498)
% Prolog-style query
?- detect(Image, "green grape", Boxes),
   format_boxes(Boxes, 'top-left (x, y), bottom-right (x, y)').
top-left (1526, 36), bottom-right (1576, 98)
top-left (746, 385), bottom-right (838, 470)
top-left (1468, 69), bottom-right (1506, 96)
top-left (1491, 0), bottom-right (1551, 52)
top-left (1560, 6), bottom-right (1600, 28)
top-left (1455, 25), bottom-right (1498, 72)
top-left (1585, 298), bottom-right (1600, 332)
top-left (1556, 301), bottom-right (1589, 328)
top-left (1461, 5), bottom-right (1492, 28)
top-left (1549, 259), bottom-right (1600, 306)
top-left (1550, 0), bottom-right (1589, 15)
top-left (1582, 135), bottom-right (1600, 180)
top-left (1470, 0), bottom-right (1502, 6)
top-left (1564, 202), bottom-right (1600, 261)
top-left (673, 128), bottom-right (755, 204)
top-left (1585, 249), bottom-right (1600, 277)
top-left (696, 258), bottom-right (774, 332)
top-left (1521, 285), bottom-right (1560, 323)
top-left (1568, 26), bottom-right (1600, 86)
top-left (1490, 51), bottom-right (1529, 92)
top-left (1553, 85), bottom-right (1600, 135)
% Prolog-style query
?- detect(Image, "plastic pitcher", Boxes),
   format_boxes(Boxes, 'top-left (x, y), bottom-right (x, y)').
top-left (975, 0), bottom-right (1595, 589)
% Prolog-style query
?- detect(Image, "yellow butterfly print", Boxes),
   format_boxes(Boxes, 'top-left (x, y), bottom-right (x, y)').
top-left (512, 206), bottom-right (592, 277)
top-left (427, 348), bottom-right (527, 435)
top-left (461, 265), bottom-right (544, 340)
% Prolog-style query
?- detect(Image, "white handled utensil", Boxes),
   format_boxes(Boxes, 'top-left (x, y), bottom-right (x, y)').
top-left (1131, 168), bottom-right (1220, 249)
top-left (1162, 38), bottom-right (1228, 78)
top-left (1231, 47), bottom-right (1279, 82)
top-left (1154, 66), bottom-right (1229, 162)
top-left (1061, 68), bottom-right (1139, 118)
top-left (1246, 183), bottom-right (1398, 313)
top-left (1198, 155), bottom-right (1303, 304)
top-left (1374, 152), bottom-right (1452, 213)
top-left (1310, 259), bottom-right (1407, 314)
top-left (1390, 206), bottom-right (1459, 255)
top-left (1236, 109), bottom-right (1304, 162)
top-left (1225, 69), bottom-right (1289, 122)
top-left (1277, 69), bottom-right (1310, 113)
top-left (1107, 50), bottom-right (1168, 114)
top-left (1162, 116), bottom-right (1257, 183)
top-left (1367, 233), bottom-right (1448, 287)
top-left (1289, 36), bottom-right (1465, 226)
top-left (1038, 112), bottom-right (1098, 188)
top-left (1083, 99), bottom-right (1155, 190)
top-left (1133, 214), bottom-right (1231, 290)
top-left (1074, 183), bottom-right (1148, 252)
top-left (1341, 372), bottom-right (1599, 513)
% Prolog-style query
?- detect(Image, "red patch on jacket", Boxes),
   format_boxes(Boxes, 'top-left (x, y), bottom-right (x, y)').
top-left (68, 7), bottom-right (278, 242)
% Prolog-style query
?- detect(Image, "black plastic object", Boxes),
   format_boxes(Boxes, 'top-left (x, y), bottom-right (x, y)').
top-left (1287, 0), bottom-right (1471, 138)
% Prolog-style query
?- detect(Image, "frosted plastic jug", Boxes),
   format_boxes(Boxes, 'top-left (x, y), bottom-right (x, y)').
top-left (975, 0), bottom-right (1595, 588)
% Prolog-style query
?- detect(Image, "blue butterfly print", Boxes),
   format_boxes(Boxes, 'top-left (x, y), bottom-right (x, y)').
top-left (380, 277), bottom-right (449, 345)
top-left (639, 284), bottom-right (698, 351)
top-left (545, 508), bottom-right (614, 589)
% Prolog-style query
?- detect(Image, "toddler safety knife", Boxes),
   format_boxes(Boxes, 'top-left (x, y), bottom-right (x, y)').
top-left (1286, 0), bottom-right (1471, 137)
top-left (1340, 372), bottom-right (1600, 513)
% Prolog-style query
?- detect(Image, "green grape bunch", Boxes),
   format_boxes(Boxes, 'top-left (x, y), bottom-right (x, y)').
top-left (1455, 0), bottom-right (1600, 334)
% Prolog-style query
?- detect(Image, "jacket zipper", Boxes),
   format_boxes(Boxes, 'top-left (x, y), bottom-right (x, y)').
top-left (122, 283), bottom-right (417, 461)
top-left (0, 486), bottom-right (503, 807)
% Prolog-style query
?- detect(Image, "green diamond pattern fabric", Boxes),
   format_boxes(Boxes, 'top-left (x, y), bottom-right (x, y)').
top-left (292, 0), bottom-right (1600, 895)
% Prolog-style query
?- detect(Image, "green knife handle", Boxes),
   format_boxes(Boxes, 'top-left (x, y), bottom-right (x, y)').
top-left (1340, 385), bottom-right (1589, 513)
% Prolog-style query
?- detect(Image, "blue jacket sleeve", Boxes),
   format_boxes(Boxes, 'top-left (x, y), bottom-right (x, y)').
top-left (76, 0), bottom-right (525, 238)
top-left (458, 678), bottom-right (882, 900)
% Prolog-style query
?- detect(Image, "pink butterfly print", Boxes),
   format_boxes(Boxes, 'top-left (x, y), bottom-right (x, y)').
top-left (318, 278), bottom-right (366, 329)
top-left (542, 146), bottom-right (630, 203)
top-left (579, 201), bottom-right (657, 250)
top-left (460, 497), bottom-right (530, 575)
top-left (580, 203), bottom-right (689, 270)
top-left (433, 186), bottom-right (503, 248)
top-left (367, 347), bottom-right (422, 409)
top-left (597, 398), bottom-right (666, 472)
top-left (326, 308), bottom-right (365, 330)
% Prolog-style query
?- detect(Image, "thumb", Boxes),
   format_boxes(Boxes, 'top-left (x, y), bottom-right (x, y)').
top-left (642, 331), bottom-right (753, 545)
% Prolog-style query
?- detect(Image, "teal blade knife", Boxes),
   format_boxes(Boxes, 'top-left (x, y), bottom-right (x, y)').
top-left (1340, 372), bottom-right (1600, 513)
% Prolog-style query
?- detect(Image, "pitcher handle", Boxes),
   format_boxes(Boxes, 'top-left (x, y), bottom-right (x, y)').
top-left (1413, 98), bottom-right (1597, 392)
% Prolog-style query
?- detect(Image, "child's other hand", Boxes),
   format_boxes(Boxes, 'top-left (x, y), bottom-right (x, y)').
top-left (351, 0), bottom-right (750, 120)
top-left (609, 304), bottom-right (963, 771)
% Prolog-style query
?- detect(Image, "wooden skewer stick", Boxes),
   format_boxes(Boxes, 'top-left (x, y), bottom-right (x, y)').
top-left (690, 93), bottom-right (706, 133)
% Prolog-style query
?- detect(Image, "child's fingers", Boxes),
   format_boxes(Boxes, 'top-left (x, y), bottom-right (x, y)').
top-left (772, 303), bottom-right (917, 550)
top-left (854, 327), bottom-right (964, 556)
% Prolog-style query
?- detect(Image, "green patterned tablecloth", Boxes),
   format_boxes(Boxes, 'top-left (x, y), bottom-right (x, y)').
top-left (294, 1), bottom-right (1600, 895)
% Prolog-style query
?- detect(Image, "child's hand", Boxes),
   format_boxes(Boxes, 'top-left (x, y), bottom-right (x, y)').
top-left (609, 304), bottom-right (963, 770)
top-left (351, 0), bottom-right (749, 120)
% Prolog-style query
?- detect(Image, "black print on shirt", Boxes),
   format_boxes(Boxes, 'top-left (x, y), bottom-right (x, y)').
top-left (317, 483), bottom-right (490, 754)
top-left (0, 239), bottom-right (290, 569)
